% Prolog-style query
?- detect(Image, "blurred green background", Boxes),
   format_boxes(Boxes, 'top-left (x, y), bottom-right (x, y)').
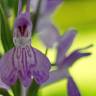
top-left (0, 0), bottom-right (96, 96)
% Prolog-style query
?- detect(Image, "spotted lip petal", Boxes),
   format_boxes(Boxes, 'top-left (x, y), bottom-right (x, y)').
top-left (67, 76), bottom-right (81, 96)
top-left (13, 46), bottom-right (51, 87)
top-left (0, 48), bottom-right (18, 86)
top-left (14, 46), bottom-right (36, 87)
top-left (0, 46), bottom-right (51, 87)
top-left (37, 16), bottom-right (59, 48)
top-left (56, 29), bottom-right (77, 66)
top-left (32, 47), bottom-right (51, 84)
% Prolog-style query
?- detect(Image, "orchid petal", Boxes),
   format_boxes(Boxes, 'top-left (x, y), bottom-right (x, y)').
top-left (15, 0), bottom-right (32, 29)
top-left (31, 0), bottom-right (63, 15)
top-left (0, 48), bottom-right (18, 86)
top-left (62, 51), bottom-right (91, 68)
top-left (44, 0), bottom-right (63, 15)
top-left (18, 69), bottom-right (32, 87)
top-left (14, 47), bottom-right (36, 87)
top-left (37, 16), bottom-right (59, 48)
top-left (58, 45), bottom-right (92, 68)
top-left (0, 46), bottom-right (50, 87)
top-left (67, 76), bottom-right (80, 96)
top-left (42, 68), bottom-right (69, 86)
top-left (31, 0), bottom-right (39, 13)
top-left (14, 15), bottom-right (31, 28)
top-left (18, 0), bottom-right (22, 15)
top-left (0, 79), bottom-right (9, 90)
top-left (56, 28), bottom-right (77, 65)
top-left (32, 47), bottom-right (51, 84)
top-left (26, 0), bottom-right (31, 16)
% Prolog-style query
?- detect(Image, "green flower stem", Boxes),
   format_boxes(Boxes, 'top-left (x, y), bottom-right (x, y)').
top-left (21, 85), bottom-right (28, 96)
top-left (11, 80), bottom-right (21, 96)
top-left (45, 48), bottom-right (49, 56)
top-left (27, 80), bottom-right (40, 96)
top-left (0, 4), bottom-right (14, 52)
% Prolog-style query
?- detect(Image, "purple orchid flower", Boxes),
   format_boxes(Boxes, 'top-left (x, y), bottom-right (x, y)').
top-left (39, 28), bottom-right (91, 96)
top-left (56, 29), bottom-right (92, 96)
top-left (0, 0), bottom-right (51, 88)
top-left (56, 29), bottom-right (92, 69)
top-left (31, 0), bottom-right (63, 15)
top-left (0, 0), bottom-right (92, 96)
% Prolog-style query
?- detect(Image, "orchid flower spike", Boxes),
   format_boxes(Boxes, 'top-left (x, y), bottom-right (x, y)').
top-left (0, 0), bottom-right (51, 88)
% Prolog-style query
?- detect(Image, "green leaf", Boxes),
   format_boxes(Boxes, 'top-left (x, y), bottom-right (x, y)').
top-left (0, 53), bottom-right (2, 58)
top-left (11, 80), bottom-right (21, 96)
top-left (0, 4), bottom-right (14, 52)
top-left (0, 89), bottom-right (11, 96)
top-left (0, 0), bottom-right (9, 17)
top-left (27, 80), bottom-right (40, 96)
top-left (13, 0), bottom-right (26, 17)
